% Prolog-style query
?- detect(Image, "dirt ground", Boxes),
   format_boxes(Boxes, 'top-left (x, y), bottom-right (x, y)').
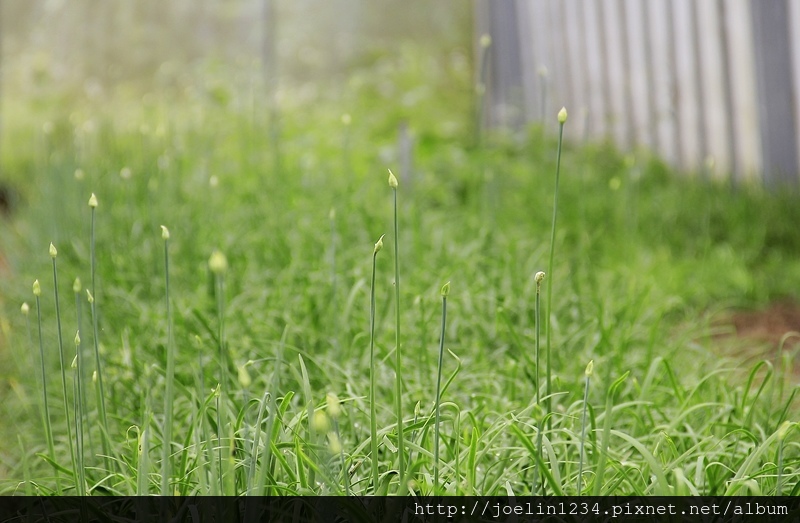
top-left (711, 299), bottom-right (800, 375)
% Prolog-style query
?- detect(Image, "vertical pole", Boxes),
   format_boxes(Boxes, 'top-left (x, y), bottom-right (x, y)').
top-left (750, 0), bottom-right (798, 187)
top-left (485, 0), bottom-right (524, 129)
top-left (716, 0), bottom-right (740, 184)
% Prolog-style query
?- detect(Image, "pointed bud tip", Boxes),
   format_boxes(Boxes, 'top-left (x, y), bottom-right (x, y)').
top-left (160, 225), bottom-right (170, 240)
top-left (388, 169), bottom-right (398, 188)
top-left (49, 243), bottom-right (57, 258)
top-left (33, 280), bottom-right (41, 296)
top-left (441, 281), bottom-right (450, 297)
top-left (88, 193), bottom-right (98, 208)
top-left (373, 234), bottom-right (385, 255)
top-left (585, 360), bottom-right (594, 377)
top-left (558, 107), bottom-right (568, 123)
top-left (73, 277), bottom-right (82, 293)
top-left (21, 302), bottom-right (30, 316)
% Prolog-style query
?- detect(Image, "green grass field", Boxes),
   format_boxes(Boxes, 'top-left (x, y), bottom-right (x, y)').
top-left (2, 51), bottom-right (800, 496)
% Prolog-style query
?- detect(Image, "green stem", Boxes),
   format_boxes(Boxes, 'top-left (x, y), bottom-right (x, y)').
top-left (52, 255), bottom-right (78, 491)
top-left (578, 372), bottom-right (591, 494)
top-left (73, 334), bottom-right (86, 495)
top-left (160, 233), bottom-right (175, 495)
top-left (89, 206), bottom-right (111, 472)
top-left (545, 120), bottom-right (565, 428)
top-left (369, 244), bottom-right (380, 490)
top-left (392, 186), bottom-right (405, 490)
top-left (34, 294), bottom-right (60, 493)
top-left (433, 291), bottom-right (448, 492)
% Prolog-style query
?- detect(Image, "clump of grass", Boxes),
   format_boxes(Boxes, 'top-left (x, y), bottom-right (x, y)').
top-left (159, 225), bottom-right (175, 495)
top-left (369, 233), bottom-right (385, 490)
top-left (433, 280), bottom-right (450, 492)
top-left (388, 168), bottom-right (406, 489)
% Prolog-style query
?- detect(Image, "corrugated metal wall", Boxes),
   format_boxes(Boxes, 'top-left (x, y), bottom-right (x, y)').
top-left (476, 0), bottom-right (800, 186)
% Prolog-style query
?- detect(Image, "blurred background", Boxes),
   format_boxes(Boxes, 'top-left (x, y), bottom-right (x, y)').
top-left (2, 0), bottom-right (800, 198)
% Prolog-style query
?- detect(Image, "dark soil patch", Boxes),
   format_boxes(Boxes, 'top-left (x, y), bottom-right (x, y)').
top-left (728, 300), bottom-right (800, 348)
top-left (712, 299), bottom-right (800, 373)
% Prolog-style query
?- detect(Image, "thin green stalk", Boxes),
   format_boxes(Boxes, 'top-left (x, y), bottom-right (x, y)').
top-left (246, 390), bottom-right (270, 495)
top-left (330, 208), bottom-right (339, 349)
top-left (545, 108), bottom-right (567, 427)
top-left (209, 249), bottom-right (230, 495)
top-left (160, 226), bottom-right (175, 495)
top-left (137, 397), bottom-right (152, 495)
top-left (326, 393), bottom-right (349, 495)
top-left (73, 331), bottom-right (86, 495)
top-left (388, 169), bottom-right (405, 490)
top-left (534, 272), bottom-right (545, 405)
top-left (577, 360), bottom-right (593, 494)
top-left (50, 243), bottom-right (78, 492)
top-left (369, 234), bottom-right (384, 490)
top-left (533, 271), bottom-right (545, 495)
top-left (433, 281), bottom-right (450, 492)
top-left (88, 194), bottom-right (111, 472)
top-left (73, 278), bottom-right (94, 474)
top-left (32, 281), bottom-right (60, 493)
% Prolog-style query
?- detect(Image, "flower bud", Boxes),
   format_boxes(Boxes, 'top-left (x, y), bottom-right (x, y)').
top-left (160, 225), bottom-right (170, 240)
top-left (33, 280), bottom-right (41, 297)
top-left (209, 250), bottom-right (228, 275)
top-left (73, 277), bottom-right (82, 293)
top-left (86, 289), bottom-right (94, 304)
top-left (49, 243), bottom-right (58, 258)
top-left (441, 281), bottom-right (450, 297)
top-left (373, 234), bottom-right (385, 255)
top-left (21, 302), bottom-right (30, 316)
top-left (558, 107), bottom-right (568, 124)
top-left (326, 392), bottom-right (342, 419)
top-left (312, 410), bottom-right (330, 433)
top-left (88, 193), bottom-right (98, 208)
top-left (585, 360), bottom-right (594, 377)
top-left (327, 432), bottom-right (342, 454)
top-left (74, 330), bottom-right (81, 346)
top-left (480, 34), bottom-right (492, 48)
top-left (388, 169), bottom-right (398, 188)
top-left (534, 271), bottom-right (546, 284)
top-left (237, 363), bottom-right (252, 389)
